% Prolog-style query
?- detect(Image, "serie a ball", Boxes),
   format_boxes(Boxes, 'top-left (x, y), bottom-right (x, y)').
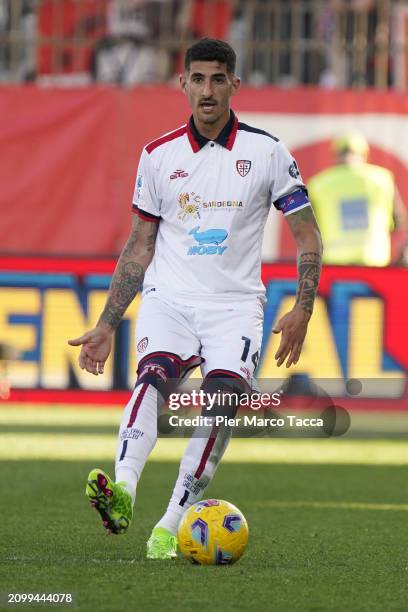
top-left (177, 499), bottom-right (249, 565)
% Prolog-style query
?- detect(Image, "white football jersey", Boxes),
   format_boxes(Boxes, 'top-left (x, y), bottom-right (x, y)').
top-left (132, 111), bottom-right (310, 303)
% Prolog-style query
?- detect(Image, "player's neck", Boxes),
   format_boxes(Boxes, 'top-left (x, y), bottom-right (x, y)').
top-left (193, 109), bottom-right (231, 141)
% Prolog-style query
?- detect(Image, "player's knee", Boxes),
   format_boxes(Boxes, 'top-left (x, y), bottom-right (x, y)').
top-left (136, 353), bottom-right (180, 399)
top-left (201, 370), bottom-right (248, 418)
top-left (202, 369), bottom-right (248, 396)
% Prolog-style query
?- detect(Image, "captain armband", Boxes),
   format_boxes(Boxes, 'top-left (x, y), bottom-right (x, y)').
top-left (273, 189), bottom-right (310, 215)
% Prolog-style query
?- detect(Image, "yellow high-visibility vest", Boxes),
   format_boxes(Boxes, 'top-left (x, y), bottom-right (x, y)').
top-left (308, 163), bottom-right (395, 266)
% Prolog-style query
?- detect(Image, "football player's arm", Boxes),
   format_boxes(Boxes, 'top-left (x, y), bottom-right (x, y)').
top-left (273, 205), bottom-right (323, 367)
top-left (68, 215), bottom-right (158, 375)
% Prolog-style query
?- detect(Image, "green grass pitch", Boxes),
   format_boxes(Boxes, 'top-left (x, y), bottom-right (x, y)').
top-left (2, 405), bottom-right (408, 611)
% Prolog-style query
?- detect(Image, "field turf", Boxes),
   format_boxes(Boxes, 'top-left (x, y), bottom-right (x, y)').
top-left (2, 405), bottom-right (408, 611)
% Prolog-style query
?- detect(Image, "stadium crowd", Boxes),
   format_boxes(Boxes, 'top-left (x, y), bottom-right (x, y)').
top-left (0, 0), bottom-right (405, 89)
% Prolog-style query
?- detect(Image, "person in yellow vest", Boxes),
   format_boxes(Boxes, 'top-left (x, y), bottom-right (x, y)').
top-left (308, 132), bottom-right (407, 266)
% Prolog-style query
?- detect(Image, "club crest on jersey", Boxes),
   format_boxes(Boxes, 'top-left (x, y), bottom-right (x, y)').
top-left (178, 192), bottom-right (201, 221)
top-left (187, 226), bottom-right (228, 255)
top-left (236, 160), bottom-right (251, 177)
top-left (170, 169), bottom-right (189, 180)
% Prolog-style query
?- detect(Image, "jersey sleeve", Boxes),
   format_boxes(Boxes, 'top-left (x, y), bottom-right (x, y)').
top-left (270, 141), bottom-right (310, 216)
top-left (132, 148), bottom-right (161, 221)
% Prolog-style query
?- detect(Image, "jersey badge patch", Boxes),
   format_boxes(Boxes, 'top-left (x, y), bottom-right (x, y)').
top-left (236, 160), bottom-right (252, 177)
top-left (136, 174), bottom-right (143, 200)
top-left (288, 161), bottom-right (300, 178)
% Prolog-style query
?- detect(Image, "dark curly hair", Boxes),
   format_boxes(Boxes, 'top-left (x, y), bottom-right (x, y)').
top-left (185, 38), bottom-right (236, 74)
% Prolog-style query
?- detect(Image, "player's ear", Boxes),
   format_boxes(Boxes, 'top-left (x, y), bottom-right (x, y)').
top-left (180, 74), bottom-right (187, 93)
top-left (231, 76), bottom-right (241, 96)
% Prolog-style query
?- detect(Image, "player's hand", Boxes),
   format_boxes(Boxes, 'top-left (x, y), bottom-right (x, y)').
top-left (272, 305), bottom-right (310, 368)
top-left (68, 324), bottom-right (113, 376)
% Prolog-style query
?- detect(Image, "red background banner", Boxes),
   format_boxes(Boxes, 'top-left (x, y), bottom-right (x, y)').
top-left (1, 86), bottom-right (407, 257)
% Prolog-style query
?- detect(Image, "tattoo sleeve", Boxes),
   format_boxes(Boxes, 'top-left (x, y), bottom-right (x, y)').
top-left (99, 218), bottom-right (158, 330)
top-left (285, 205), bottom-right (323, 315)
top-left (296, 252), bottom-right (322, 314)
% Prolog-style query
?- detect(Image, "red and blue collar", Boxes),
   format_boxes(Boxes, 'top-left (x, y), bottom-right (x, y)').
top-left (187, 110), bottom-right (238, 153)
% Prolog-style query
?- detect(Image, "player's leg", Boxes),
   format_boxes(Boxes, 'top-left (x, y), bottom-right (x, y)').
top-left (151, 371), bottom-right (247, 533)
top-left (147, 371), bottom-right (246, 559)
top-left (86, 294), bottom-right (201, 535)
top-left (114, 352), bottom-right (181, 501)
top-left (86, 353), bottom-right (182, 535)
top-left (148, 300), bottom-right (263, 554)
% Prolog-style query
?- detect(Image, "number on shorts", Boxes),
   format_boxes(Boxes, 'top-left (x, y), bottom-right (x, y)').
top-left (240, 336), bottom-right (251, 362)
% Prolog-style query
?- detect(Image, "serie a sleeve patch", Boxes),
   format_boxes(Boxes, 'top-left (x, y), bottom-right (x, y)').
top-left (273, 189), bottom-right (310, 215)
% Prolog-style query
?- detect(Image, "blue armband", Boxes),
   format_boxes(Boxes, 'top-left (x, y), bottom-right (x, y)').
top-left (274, 189), bottom-right (310, 215)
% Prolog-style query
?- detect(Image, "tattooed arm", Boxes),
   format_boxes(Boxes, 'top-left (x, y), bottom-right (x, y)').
top-left (273, 205), bottom-right (323, 367)
top-left (68, 215), bottom-right (158, 375)
top-left (99, 215), bottom-right (157, 329)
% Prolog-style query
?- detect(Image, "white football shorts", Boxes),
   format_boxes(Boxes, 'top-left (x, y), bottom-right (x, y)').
top-left (135, 291), bottom-right (264, 382)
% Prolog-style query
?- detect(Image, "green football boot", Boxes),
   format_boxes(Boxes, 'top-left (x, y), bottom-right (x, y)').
top-left (146, 527), bottom-right (178, 560)
top-left (86, 468), bottom-right (133, 535)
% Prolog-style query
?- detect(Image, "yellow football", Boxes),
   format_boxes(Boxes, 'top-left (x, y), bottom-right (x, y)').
top-left (177, 499), bottom-right (249, 565)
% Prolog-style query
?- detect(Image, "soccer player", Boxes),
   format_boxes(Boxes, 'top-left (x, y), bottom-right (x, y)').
top-left (68, 38), bottom-right (323, 559)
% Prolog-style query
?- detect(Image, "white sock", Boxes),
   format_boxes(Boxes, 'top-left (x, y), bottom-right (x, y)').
top-left (155, 424), bottom-right (232, 535)
top-left (115, 466), bottom-right (138, 504)
top-left (155, 507), bottom-right (183, 535)
top-left (115, 383), bottom-right (163, 504)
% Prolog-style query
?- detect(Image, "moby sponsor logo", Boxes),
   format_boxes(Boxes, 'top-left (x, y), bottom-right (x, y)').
top-left (187, 226), bottom-right (228, 255)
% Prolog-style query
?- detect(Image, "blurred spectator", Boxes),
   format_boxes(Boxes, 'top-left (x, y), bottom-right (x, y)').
top-left (231, 0), bottom-right (322, 86)
top-left (92, 0), bottom-right (170, 85)
top-left (37, 0), bottom-right (107, 85)
top-left (92, 34), bottom-right (169, 85)
top-left (173, 0), bottom-right (232, 76)
top-left (175, 0), bottom-right (232, 39)
top-left (227, 0), bottom-right (250, 79)
top-left (107, 0), bottom-right (149, 38)
top-left (318, 0), bottom-right (389, 88)
top-left (308, 132), bottom-right (408, 266)
top-left (37, 0), bottom-right (171, 86)
top-left (0, 0), bottom-right (36, 82)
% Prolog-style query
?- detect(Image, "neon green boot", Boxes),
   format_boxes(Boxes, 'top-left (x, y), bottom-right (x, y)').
top-left (86, 468), bottom-right (132, 535)
top-left (146, 527), bottom-right (178, 559)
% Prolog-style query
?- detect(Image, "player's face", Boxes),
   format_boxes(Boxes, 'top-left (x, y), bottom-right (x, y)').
top-left (181, 61), bottom-right (240, 130)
